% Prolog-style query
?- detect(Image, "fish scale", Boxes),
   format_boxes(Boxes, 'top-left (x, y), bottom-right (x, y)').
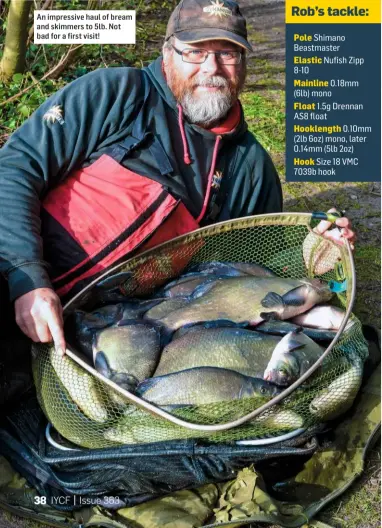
top-left (154, 327), bottom-right (282, 377)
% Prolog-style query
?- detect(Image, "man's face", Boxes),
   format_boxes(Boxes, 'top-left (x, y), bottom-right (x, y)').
top-left (163, 38), bottom-right (246, 128)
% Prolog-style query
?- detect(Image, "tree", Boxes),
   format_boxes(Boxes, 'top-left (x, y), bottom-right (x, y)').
top-left (0, 0), bottom-right (32, 81)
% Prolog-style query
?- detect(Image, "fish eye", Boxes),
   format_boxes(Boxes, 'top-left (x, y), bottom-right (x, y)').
top-left (260, 386), bottom-right (267, 394)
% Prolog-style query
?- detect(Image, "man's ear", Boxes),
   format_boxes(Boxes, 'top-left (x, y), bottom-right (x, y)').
top-left (163, 46), bottom-right (171, 62)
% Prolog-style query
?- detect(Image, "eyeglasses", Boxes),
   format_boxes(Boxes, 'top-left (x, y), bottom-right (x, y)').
top-left (172, 45), bottom-right (243, 65)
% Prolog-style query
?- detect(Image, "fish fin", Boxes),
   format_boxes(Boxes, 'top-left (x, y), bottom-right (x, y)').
top-left (117, 318), bottom-right (148, 327)
top-left (282, 286), bottom-right (307, 307)
top-left (260, 311), bottom-right (281, 321)
top-left (303, 328), bottom-right (336, 341)
top-left (285, 340), bottom-right (306, 353)
top-left (110, 372), bottom-right (139, 392)
top-left (162, 404), bottom-right (189, 411)
top-left (72, 310), bottom-right (87, 324)
top-left (68, 309), bottom-right (107, 334)
top-left (261, 292), bottom-right (285, 309)
top-left (202, 319), bottom-right (249, 329)
top-left (258, 312), bottom-right (282, 324)
top-left (122, 298), bottom-right (163, 316)
top-left (143, 320), bottom-right (173, 348)
top-left (181, 322), bottom-right (204, 331)
top-left (160, 329), bottom-right (174, 348)
top-left (171, 324), bottom-right (207, 340)
top-left (191, 281), bottom-right (216, 299)
top-left (256, 320), bottom-right (299, 332)
top-left (96, 272), bottom-right (133, 290)
top-left (136, 376), bottom-right (162, 396)
top-left (94, 351), bottom-right (112, 378)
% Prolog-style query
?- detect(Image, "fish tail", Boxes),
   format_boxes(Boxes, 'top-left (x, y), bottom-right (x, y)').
top-left (145, 320), bottom-right (173, 348)
top-left (110, 372), bottom-right (139, 392)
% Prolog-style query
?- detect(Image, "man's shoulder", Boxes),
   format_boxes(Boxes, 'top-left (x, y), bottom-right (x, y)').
top-left (83, 66), bottom-right (142, 79)
top-left (234, 128), bottom-right (271, 162)
top-left (65, 66), bottom-right (145, 93)
top-left (78, 66), bottom-right (142, 82)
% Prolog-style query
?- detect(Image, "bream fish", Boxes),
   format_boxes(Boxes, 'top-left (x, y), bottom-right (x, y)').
top-left (92, 320), bottom-right (161, 389)
top-left (158, 276), bottom-right (332, 334)
top-left (137, 366), bottom-right (281, 406)
top-left (65, 300), bottom-right (162, 358)
top-left (263, 329), bottom-right (325, 386)
top-left (290, 305), bottom-right (353, 332)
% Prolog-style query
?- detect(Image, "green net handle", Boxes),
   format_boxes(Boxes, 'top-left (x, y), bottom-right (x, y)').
top-left (61, 212), bottom-right (356, 432)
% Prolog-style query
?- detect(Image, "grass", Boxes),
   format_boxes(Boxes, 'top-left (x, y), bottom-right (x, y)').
top-left (0, 510), bottom-right (43, 528)
top-left (241, 90), bottom-right (285, 162)
top-left (353, 245), bottom-right (381, 328)
top-left (242, 24), bottom-right (381, 528)
top-left (316, 445), bottom-right (381, 528)
top-left (355, 246), bottom-right (381, 299)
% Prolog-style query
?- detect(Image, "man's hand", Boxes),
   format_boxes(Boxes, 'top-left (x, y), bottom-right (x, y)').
top-left (314, 208), bottom-right (356, 251)
top-left (14, 288), bottom-right (66, 355)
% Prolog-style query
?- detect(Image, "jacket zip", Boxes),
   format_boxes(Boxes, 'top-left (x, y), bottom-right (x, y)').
top-left (53, 189), bottom-right (169, 289)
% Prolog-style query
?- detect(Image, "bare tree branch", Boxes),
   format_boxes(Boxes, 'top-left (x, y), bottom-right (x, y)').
top-left (0, 45), bottom-right (83, 107)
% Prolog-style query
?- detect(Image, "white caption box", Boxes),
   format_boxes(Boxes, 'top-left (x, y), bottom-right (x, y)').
top-left (34, 10), bottom-right (136, 44)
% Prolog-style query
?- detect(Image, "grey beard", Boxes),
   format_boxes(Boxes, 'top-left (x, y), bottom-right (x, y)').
top-left (180, 90), bottom-right (234, 127)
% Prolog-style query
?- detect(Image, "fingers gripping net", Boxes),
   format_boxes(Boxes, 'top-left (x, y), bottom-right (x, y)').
top-left (32, 214), bottom-right (367, 448)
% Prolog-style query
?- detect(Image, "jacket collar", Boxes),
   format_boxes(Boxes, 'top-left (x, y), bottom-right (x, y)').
top-left (144, 57), bottom-right (247, 140)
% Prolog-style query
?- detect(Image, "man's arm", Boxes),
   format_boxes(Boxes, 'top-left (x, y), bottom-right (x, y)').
top-left (257, 149), bottom-right (283, 213)
top-left (0, 68), bottom-right (142, 299)
top-left (0, 68), bottom-right (143, 347)
top-left (245, 144), bottom-right (283, 215)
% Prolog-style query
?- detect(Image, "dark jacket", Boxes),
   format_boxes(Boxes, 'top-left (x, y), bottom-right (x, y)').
top-left (0, 57), bottom-right (282, 301)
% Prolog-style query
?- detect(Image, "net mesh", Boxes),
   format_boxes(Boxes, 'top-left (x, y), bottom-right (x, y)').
top-left (32, 214), bottom-right (368, 448)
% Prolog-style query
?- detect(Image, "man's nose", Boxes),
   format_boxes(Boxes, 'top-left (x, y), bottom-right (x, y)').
top-left (201, 52), bottom-right (220, 74)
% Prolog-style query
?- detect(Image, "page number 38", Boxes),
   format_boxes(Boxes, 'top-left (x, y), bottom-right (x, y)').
top-left (34, 496), bottom-right (47, 505)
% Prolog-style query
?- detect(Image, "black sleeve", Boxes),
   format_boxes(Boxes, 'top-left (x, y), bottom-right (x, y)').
top-left (246, 144), bottom-right (283, 215)
top-left (0, 68), bottom-right (142, 301)
top-left (256, 148), bottom-right (283, 213)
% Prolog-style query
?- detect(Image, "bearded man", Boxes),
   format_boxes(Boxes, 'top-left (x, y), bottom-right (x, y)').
top-left (0, 0), bottom-right (354, 400)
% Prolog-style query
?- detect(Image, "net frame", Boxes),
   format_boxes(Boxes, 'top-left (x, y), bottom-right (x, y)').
top-left (32, 212), bottom-right (358, 444)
